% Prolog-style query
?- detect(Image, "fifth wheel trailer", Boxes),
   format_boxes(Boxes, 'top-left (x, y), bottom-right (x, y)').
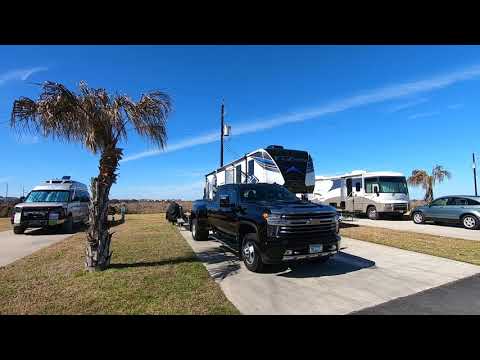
top-left (203, 145), bottom-right (315, 200)
top-left (309, 170), bottom-right (410, 219)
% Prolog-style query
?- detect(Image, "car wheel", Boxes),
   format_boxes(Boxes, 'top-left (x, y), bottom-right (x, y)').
top-left (13, 226), bottom-right (25, 234)
top-left (412, 211), bottom-right (425, 224)
top-left (62, 215), bottom-right (74, 234)
top-left (241, 233), bottom-right (264, 273)
top-left (191, 218), bottom-right (208, 241)
top-left (367, 206), bottom-right (378, 220)
top-left (462, 215), bottom-right (479, 230)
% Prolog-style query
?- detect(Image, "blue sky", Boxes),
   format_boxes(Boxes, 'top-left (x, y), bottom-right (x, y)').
top-left (0, 45), bottom-right (479, 200)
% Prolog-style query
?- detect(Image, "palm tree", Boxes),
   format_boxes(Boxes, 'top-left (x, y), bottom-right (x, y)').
top-left (11, 81), bottom-right (171, 271)
top-left (407, 165), bottom-right (451, 203)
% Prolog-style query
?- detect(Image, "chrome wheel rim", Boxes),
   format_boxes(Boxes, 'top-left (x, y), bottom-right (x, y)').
top-left (464, 216), bottom-right (476, 229)
top-left (369, 208), bottom-right (376, 218)
top-left (243, 241), bottom-right (255, 265)
top-left (414, 213), bottom-right (423, 223)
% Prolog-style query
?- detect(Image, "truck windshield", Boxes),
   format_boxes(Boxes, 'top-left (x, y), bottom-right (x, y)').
top-left (378, 177), bottom-right (408, 194)
top-left (239, 185), bottom-right (299, 203)
top-left (25, 190), bottom-right (70, 203)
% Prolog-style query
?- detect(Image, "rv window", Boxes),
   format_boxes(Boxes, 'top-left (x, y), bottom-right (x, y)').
top-left (346, 178), bottom-right (353, 196)
top-left (365, 177), bottom-right (378, 193)
top-left (248, 160), bottom-right (255, 176)
top-left (355, 182), bottom-right (361, 192)
top-left (236, 165), bottom-right (242, 184)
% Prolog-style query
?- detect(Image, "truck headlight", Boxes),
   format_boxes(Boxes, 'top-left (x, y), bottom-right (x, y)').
top-left (266, 214), bottom-right (284, 225)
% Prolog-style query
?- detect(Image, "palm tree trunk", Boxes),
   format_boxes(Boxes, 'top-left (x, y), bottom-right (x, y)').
top-left (85, 146), bottom-right (122, 271)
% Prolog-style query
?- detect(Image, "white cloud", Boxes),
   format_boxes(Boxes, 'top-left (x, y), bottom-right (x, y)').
top-left (387, 98), bottom-right (429, 113)
top-left (122, 64), bottom-right (480, 163)
top-left (0, 66), bottom-right (48, 86)
top-left (408, 111), bottom-right (439, 120)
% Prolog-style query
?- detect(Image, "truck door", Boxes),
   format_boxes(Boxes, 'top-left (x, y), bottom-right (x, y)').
top-left (222, 187), bottom-right (239, 238)
top-left (208, 187), bottom-right (225, 231)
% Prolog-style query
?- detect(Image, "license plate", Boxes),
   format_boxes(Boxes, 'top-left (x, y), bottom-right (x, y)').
top-left (309, 244), bottom-right (323, 253)
top-left (14, 213), bottom-right (21, 224)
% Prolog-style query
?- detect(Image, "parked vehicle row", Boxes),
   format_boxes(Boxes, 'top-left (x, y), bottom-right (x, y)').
top-left (411, 195), bottom-right (480, 230)
top-left (10, 176), bottom-right (90, 234)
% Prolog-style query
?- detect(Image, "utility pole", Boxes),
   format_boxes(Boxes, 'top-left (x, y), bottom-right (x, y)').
top-left (473, 153), bottom-right (478, 196)
top-left (220, 100), bottom-right (225, 167)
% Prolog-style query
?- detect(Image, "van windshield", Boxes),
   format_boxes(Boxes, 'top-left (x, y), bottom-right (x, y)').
top-left (365, 177), bottom-right (408, 194)
top-left (25, 190), bottom-right (70, 203)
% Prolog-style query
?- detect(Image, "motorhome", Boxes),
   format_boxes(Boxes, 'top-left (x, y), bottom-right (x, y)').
top-left (309, 170), bottom-right (409, 219)
top-left (204, 145), bottom-right (315, 200)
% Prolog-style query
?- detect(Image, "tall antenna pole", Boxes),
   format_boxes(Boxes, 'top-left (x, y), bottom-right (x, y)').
top-left (220, 100), bottom-right (225, 167)
top-left (474, 153), bottom-right (478, 196)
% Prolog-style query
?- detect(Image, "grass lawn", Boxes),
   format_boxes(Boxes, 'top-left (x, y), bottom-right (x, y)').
top-left (0, 217), bottom-right (11, 232)
top-left (0, 214), bottom-right (239, 314)
top-left (340, 224), bottom-right (480, 266)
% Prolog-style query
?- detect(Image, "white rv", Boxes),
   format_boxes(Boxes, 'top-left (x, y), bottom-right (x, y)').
top-left (309, 170), bottom-right (409, 219)
top-left (204, 145), bottom-right (315, 200)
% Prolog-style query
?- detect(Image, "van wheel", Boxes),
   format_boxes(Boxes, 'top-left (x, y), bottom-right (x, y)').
top-left (462, 215), bottom-right (479, 230)
top-left (367, 206), bottom-right (378, 220)
top-left (191, 218), bottom-right (208, 241)
top-left (62, 216), bottom-right (74, 234)
top-left (13, 226), bottom-right (25, 234)
top-left (412, 211), bottom-right (425, 224)
top-left (242, 233), bottom-right (264, 273)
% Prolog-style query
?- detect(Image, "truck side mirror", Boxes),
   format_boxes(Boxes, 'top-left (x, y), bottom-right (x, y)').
top-left (220, 195), bottom-right (230, 208)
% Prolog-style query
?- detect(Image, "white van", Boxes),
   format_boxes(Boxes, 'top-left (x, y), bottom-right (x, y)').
top-left (11, 176), bottom-right (90, 234)
top-left (309, 170), bottom-right (409, 219)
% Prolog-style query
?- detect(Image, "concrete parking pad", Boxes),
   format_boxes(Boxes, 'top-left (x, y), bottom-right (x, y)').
top-left (179, 228), bottom-right (480, 314)
top-left (342, 218), bottom-right (480, 241)
top-left (0, 228), bottom-right (73, 267)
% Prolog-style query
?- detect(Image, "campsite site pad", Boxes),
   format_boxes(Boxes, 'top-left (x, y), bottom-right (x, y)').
top-left (0, 214), bottom-right (239, 314)
top-left (340, 223), bottom-right (480, 266)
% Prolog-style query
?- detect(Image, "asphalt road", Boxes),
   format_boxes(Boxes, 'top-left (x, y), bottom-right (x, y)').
top-left (354, 273), bottom-right (480, 314)
top-left (0, 228), bottom-right (74, 267)
top-left (342, 218), bottom-right (480, 241)
top-left (179, 228), bottom-right (480, 314)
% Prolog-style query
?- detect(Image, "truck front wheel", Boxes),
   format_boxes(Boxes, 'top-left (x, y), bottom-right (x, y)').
top-left (241, 233), bottom-right (264, 273)
top-left (191, 218), bottom-right (208, 241)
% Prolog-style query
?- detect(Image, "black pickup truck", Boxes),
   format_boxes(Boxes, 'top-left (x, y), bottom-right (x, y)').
top-left (190, 183), bottom-right (341, 272)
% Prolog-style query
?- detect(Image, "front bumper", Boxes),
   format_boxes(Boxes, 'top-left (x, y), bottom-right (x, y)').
top-left (378, 203), bottom-right (408, 213)
top-left (260, 235), bottom-right (342, 264)
top-left (14, 219), bottom-right (66, 228)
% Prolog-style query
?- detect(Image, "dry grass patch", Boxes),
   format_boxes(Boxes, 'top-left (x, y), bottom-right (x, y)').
top-left (0, 214), bottom-right (239, 314)
top-left (0, 218), bottom-right (11, 232)
top-left (340, 224), bottom-right (480, 266)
